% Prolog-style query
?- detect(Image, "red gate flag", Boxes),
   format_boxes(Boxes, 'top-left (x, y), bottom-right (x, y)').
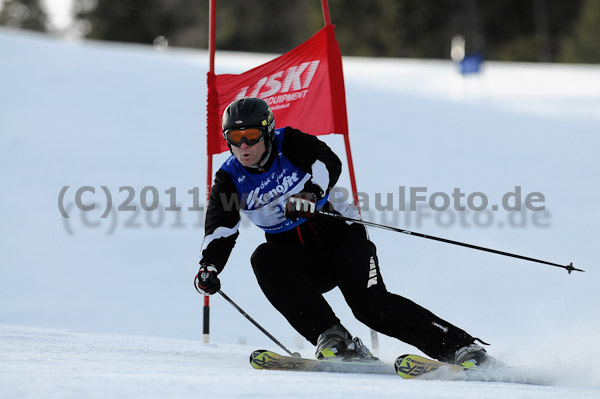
top-left (207, 25), bottom-right (348, 155)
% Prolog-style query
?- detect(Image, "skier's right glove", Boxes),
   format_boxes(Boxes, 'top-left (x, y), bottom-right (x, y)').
top-left (194, 264), bottom-right (221, 295)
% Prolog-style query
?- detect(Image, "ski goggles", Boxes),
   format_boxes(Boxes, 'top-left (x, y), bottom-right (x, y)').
top-left (224, 127), bottom-right (265, 147)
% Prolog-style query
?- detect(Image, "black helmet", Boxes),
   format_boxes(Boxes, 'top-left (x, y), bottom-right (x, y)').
top-left (222, 97), bottom-right (275, 144)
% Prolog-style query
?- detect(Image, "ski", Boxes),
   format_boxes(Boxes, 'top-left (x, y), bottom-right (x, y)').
top-left (250, 349), bottom-right (396, 375)
top-left (395, 354), bottom-right (551, 385)
top-left (251, 350), bottom-right (548, 385)
top-left (394, 354), bottom-right (471, 379)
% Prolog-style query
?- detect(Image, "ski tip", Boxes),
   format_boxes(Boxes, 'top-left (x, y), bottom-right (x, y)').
top-left (250, 349), bottom-right (277, 370)
top-left (394, 354), bottom-right (415, 379)
top-left (250, 349), bottom-right (268, 362)
top-left (394, 354), bottom-right (414, 378)
top-left (394, 354), bottom-right (408, 365)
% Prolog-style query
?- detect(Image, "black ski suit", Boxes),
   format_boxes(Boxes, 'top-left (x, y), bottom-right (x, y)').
top-left (200, 127), bottom-right (477, 361)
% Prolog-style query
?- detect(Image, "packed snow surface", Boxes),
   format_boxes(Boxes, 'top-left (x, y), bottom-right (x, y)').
top-left (2, 325), bottom-right (599, 399)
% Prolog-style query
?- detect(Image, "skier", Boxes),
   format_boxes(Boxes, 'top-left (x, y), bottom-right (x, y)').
top-left (195, 97), bottom-right (494, 366)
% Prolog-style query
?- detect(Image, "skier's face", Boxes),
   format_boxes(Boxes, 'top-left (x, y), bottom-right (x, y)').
top-left (231, 140), bottom-right (266, 167)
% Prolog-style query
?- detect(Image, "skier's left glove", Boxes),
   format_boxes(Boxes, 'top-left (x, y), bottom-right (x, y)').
top-left (285, 192), bottom-right (318, 222)
top-left (194, 264), bottom-right (221, 295)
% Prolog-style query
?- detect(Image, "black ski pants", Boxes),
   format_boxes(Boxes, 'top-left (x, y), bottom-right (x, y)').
top-left (251, 219), bottom-right (476, 361)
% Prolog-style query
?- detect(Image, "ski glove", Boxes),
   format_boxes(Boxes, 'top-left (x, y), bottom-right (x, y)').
top-left (195, 264), bottom-right (221, 295)
top-left (285, 192), bottom-right (318, 222)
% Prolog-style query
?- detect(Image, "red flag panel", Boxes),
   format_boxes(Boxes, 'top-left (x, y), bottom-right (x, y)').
top-left (207, 25), bottom-right (348, 155)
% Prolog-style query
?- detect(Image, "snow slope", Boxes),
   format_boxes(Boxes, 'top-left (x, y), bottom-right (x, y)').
top-left (1, 28), bottom-right (600, 397)
top-left (2, 324), bottom-right (599, 399)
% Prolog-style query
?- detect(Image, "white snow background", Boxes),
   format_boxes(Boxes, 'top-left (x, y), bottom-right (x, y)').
top-left (1, 28), bottom-right (599, 398)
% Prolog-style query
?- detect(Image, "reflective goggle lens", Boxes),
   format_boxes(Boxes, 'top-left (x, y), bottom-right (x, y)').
top-left (225, 128), bottom-right (264, 147)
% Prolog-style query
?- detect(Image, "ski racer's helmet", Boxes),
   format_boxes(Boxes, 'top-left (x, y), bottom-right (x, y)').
top-left (222, 97), bottom-right (275, 147)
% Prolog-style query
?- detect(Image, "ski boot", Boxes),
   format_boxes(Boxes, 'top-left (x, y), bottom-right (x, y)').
top-left (315, 323), bottom-right (378, 361)
top-left (454, 343), bottom-right (503, 368)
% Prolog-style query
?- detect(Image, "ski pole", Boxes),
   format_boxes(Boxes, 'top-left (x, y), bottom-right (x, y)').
top-left (218, 290), bottom-right (301, 357)
top-left (318, 211), bottom-right (585, 274)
